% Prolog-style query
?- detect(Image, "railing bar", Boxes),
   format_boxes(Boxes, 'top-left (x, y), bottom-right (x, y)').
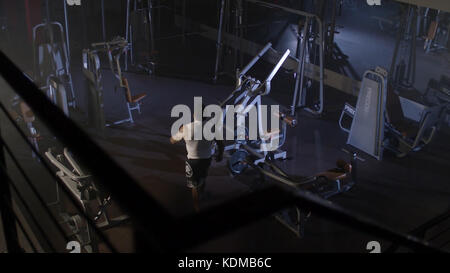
top-left (11, 208), bottom-right (38, 253)
top-left (387, 209), bottom-right (450, 252)
top-left (1, 196), bottom-right (38, 253)
top-left (0, 103), bottom-right (118, 253)
top-left (439, 240), bottom-right (450, 249)
top-left (0, 161), bottom-right (57, 251)
top-left (13, 212), bottom-right (37, 252)
top-left (172, 186), bottom-right (442, 253)
top-left (428, 226), bottom-right (450, 242)
top-left (0, 136), bottom-right (68, 248)
top-left (0, 125), bottom-right (88, 250)
top-left (412, 210), bottom-right (450, 236)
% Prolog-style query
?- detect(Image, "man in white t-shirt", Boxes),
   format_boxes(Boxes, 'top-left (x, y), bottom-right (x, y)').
top-left (170, 115), bottom-right (224, 211)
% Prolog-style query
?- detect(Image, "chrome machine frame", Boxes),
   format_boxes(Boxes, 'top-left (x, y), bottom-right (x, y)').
top-left (83, 37), bottom-right (146, 129)
top-left (213, 0), bottom-right (325, 115)
top-left (32, 21), bottom-right (76, 110)
top-left (219, 43), bottom-right (293, 175)
top-left (45, 148), bottom-right (129, 253)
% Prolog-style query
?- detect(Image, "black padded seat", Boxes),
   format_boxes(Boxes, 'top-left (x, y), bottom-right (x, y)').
top-left (386, 84), bottom-right (422, 138)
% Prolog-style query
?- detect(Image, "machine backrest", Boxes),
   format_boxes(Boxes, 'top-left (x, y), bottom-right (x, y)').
top-left (427, 21), bottom-right (439, 40)
top-left (385, 83), bottom-right (404, 125)
top-left (122, 77), bottom-right (133, 103)
top-left (37, 44), bottom-right (65, 80)
top-left (347, 70), bottom-right (386, 160)
top-left (82, 50), bottom-right (106, 130)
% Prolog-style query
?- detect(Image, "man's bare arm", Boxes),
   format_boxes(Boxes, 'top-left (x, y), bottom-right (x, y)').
top-left (170, 126), bottom-right (184, 144)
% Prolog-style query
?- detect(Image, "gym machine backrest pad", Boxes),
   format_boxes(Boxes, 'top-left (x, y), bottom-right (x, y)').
top-left (347, 70), bottom-right (386, 160)
top-left (387, 83), bottom-right (444, 140)
top-left (386, 84), bottom-right (409, 129)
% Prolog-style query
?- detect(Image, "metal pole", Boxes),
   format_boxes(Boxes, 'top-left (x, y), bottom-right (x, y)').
top-left (213, 0), bottom-right (226, 83)
top-left (410, 7), bottom-right (417, 86)
top-left (0, 128), bottom-right (22, 252)
top-left (292, 19), bottom-right (309, 114)
top-left (297, 17), bottom-right (324, 115)
top-left (233, 0), bottom-right (239, 72)
top-left (316, 18), bottom-right (324, 114)
top-left (291, 19), bottom-right (308, 115)
top-left (148, 0), bottom-right (155, 54)
top-left (237, 0), bottom-right (244, 70)
top-left (182, 0), bottom-right (186, 44)
top-left (327, 0), bottom-right (337, 57)
top-left (297, 19), bottom-right (309, 109)
top-left (264, 49), bottom-right (290, 86)
top-left (63, 0), bottom-right (71, 61)
top-left (389, 7), bottom-right (409, 82)
top-left (238, 42), bottom-right (272, 78)
top-left (45, 0), bottom-right (51, 21)
top-left (125, 0), bottom-right (130, 71)
top-left (101, 0), bottom-right (106, 42)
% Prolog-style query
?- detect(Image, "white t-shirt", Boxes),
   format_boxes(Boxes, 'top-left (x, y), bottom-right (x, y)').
top-left (175, 121), bottom-right (214, 159)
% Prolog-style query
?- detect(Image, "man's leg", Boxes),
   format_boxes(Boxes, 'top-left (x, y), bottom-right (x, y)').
top-left (186, 160), bottom-right (204, 212)
top-left (191, 177), bottom-right (206, 212)
top-left (187, 158), bottom-right (212, 211)
top-left (191, 187), bottom-right (200, 212)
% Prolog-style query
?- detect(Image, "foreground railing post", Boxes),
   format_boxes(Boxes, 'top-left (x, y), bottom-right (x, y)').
top-left (0, 127), bottom-right (22, 252)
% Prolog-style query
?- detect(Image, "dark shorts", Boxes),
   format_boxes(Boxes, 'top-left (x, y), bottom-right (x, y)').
top-left (185, 158), bottom-right (212, 189)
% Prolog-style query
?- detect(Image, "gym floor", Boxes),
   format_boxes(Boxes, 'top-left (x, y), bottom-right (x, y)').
top-left (1, 1), bottom-right (449, 253)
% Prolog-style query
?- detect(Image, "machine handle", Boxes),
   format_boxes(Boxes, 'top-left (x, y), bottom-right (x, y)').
top-left (275, 112), bottom-right (297, 127)
top-left (238, 42), bottom-right (272, 78)
top-left (265, 49), bottom-right (290, 83)
top-left (259, 49), bottom-right (291, 96)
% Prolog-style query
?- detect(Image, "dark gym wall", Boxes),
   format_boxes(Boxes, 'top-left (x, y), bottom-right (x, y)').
top-left (0, 0), bottom-right (44, 70)
top-left (0, 0), bottom-right (130, 68)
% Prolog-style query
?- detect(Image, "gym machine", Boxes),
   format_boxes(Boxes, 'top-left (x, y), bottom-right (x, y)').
top-left (339, 67), bottom-right (445, 160)
top-left (221, 43), bottom-right (354, 237)
top-left (390, 5), bottom-right (418, 91)
top-left (32, 21), bottom-right (76, 113)
top-left (125, 0), bottom-right (157, 74)
top-left (390, 7), bottom-right (449, 91)
top-left (213, 0), bottom-right (245, 83)
top-left (82, 37), bottom-right (147, 130)
top-left (424, 10), bottom-right (449, 53)
top-left (45, 148), bottom-right (129, 253)
top-left (290, 13), bottom-right (325, 116)
top-left (248, 149), bottom-right (355, 237)
top-left (213, 0), bottom-right (325, 116)
top-left (221, 43), bottom-right (293, 174)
